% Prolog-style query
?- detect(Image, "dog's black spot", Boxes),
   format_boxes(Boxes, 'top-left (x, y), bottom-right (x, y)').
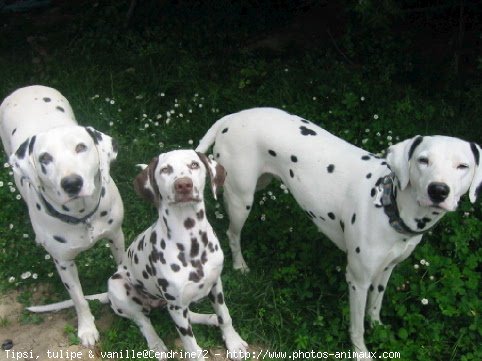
top-left (189, 271), bottom-right (201, 282)
top-left (216, 153), bottom-right (220, 158)
top-left (60, 205), bottom-right (69, 212)
top-left (177, 326), bottom-right (193, 337)
top-left (381, 161), bottom-right (387, 166)
top-left (178, 252), bottom-right (187, 267)
top-left (12, 128), bottom-right (17, 135)
top-left (361, 155), bottom-right (371, 161)
top-left (217, 293), bottom-right (224, 304)
top-left (351, 213), bottom-right (356, 224)
top-left (161, 239), bottom-right (166, 249)
top-left (100, 211), bottom-right (108, 217)
top-left (165, 208), bottom-right (169, 216)
top-left (299, 126), bottom-right (317, 136)
top-left (28, 136), bottom-right (36, 155)
top-left (64, 282), bottom-right (70, 290)
top-left (53, 235), bottom-right (67, 243)
top-left (370, 188), bottom-right (376, 197)
top-left (184, 217), bottom-right (195, 229)
top-left (56, 106), bottom-right (65, 113)
top-left (352, 285), bottom-right (356, 291)
top-left (191, 238), bottom-right (200, 257)
top-left (366, 173), bottom-right (372, 179)
top-left (171, 264), bottom-right (180, 272)
top-left (137, 239), bottom-right (144, 251)
top-left (289, 169), bottom-right (294, 178)
top-left (408, 136), bottom-right (424, 160)
top-left (327, 164), bottom-right (335, 173)
top-left (36, 203), bottom-right (41, 211)
top-left (246, 205), bottom-right (251, 210)
top-left (369, 284), bottom-right (374, 292)
top-left (200, 231), bottom-right (209, 246)
top-left (43, 97), bottom-right (51, 102)
top-left (208, 292), bottom-right (215, 303)
top-left (177, 243), bottom-right (185, 252)
top-left (222, 128), bottom-right (229, 134)
top-left (124, 283), bottom-right (131, 291)
top-left (150, 231), bottom-right (157, 244)
top-left (340, 220), bottom-right (345, 231)
top-left (355, 247), bottom-right (360, 253)
top-left (86, 127), bottom-right (103, 145)
top-left (183, 309), bottom-right (188, 318)
top-left (300, 118), bottom-right (309, 124)
top-left (470, 142), bottom-right (480, 165)
top-left (197, 209), bottom-right (204, 220)
top-left (217, 315), bottom-right (224, 324)
top-left (291, 155), bottom-right (298, 162)
top-left (142, 270), bottom-right (149, 279)
top-left (268, 149), bottom-right (277, 157)
top-left (108, 219), bottom-right (114, 224)
top-left (117, 308), bottom-right (123, 314)
top-left (432, 211), bottom-right (440, 215)
top-left (157, 278), bottom-right (169, 291)
top-left (134, 254), bottom-right (140, 264)
top-left (132, 297), bottom-right (143, 305)
top-left (328, 212), bottom-right (335, 220)
top-left (378, 285), bottom-right (385, 292)
top-left (111, 273), bottom-right (122, 280)
top-left (15, 138), bottom-right (29, 159)
top-left (164, 293), bottom-right (176, 301)
top-left (101, 186), bottom-right (106, 197)
top-left (201, 251), bottom-right (208, 265)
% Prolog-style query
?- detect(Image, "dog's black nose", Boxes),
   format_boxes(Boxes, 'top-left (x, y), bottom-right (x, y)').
top-left (428, 182), bottom-right (450, 203)
top-left (61, 174), bottom-right (83, 196)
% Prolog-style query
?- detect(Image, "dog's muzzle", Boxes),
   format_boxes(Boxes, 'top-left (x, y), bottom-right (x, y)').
top-left (173, 177), bottom-right (199, 203)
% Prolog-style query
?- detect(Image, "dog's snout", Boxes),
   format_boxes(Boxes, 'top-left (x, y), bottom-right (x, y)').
top-left (61, 174), bottom-right (84, 195)
top-left (174, 177), bottom-right (193, 194)
top-left (428, 182), bottom-right (450, 203)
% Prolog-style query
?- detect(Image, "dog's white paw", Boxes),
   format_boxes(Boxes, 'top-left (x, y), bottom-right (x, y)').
top-left (151, 342), bottom-right (169, 361)
top-left (224, 329), bottom-right (248, 361)
top-left (233, 259), bottom-right (250, 274)
top-left (78, 323), bottom-right (99, 347)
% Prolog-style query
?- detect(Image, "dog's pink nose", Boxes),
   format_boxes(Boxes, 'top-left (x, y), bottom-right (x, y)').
top-left (174, 177), bottom-right (193, 194)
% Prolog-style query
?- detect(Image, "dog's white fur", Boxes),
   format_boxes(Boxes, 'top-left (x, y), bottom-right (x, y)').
top-left (196, 107), bottom-right (482, 359)
top-left (0, 85), bottom-right (125, 347)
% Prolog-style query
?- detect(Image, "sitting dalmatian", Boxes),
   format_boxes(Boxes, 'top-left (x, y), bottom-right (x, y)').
top-left (0, 85), bottom-right (124, 347)
top-left (196, 107), bottom-right (482, 360)
top-left (108, 150), bottom-right (247, 360)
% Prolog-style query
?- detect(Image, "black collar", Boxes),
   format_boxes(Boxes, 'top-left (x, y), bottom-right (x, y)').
top-left (39, 191), bottom-right (102, 225)
top-left (380, 173), bottom-right (432, 236)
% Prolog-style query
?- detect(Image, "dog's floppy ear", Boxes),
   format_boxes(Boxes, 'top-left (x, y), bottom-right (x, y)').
top-left (133, 157), bottom-right (161, 209)
top-left (196, 152), bottom-right (226, 200)
top-left (469, 142), bottom-right (482, 203)
top-left (386, 135), bottom-right (424, 190)
top-left (85, 126), bottom-right (118, 184)
top-left (9, 136), bottom-right (41, 189)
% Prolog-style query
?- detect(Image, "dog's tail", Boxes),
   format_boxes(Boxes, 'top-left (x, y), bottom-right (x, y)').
top-left (27, 292), bottom-right (109, 313)
top-left (196, 114), bottom-right (231, 153)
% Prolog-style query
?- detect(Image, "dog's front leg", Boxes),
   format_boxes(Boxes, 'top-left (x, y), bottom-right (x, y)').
top-left (54, 259), bottom-right (98, 347)
top-left (167, 306), bottom-right (204, 361)
top-left (209, 280), bottom-right (248, 361)
top-left (107, 227), bottom-right (125, 264)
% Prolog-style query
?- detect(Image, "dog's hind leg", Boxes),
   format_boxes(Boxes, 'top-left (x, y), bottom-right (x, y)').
top-left (108, 271), bottom-right (168, 359)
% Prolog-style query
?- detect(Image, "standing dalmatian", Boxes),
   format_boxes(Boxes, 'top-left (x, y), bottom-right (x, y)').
top-left (196, 107), bottom-right (482, 360)
top-left (0, 85), bottom-right (124, 347)
top-left (107, 150), bottom-right (247, 361)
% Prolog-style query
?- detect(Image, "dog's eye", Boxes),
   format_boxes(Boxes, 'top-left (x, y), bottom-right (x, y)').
top-left (457, 163), bottom-right (469, 170)
top-left (418, 157), bottom-right (429, 165)
top-left (39, 152), bottom-right (53, 164)
top-left (160, 165), bottom-right (173, 174)
top-left (189, 161), bottom-right (200, 170)
top-left (75, 143), bottom-right (87, 153)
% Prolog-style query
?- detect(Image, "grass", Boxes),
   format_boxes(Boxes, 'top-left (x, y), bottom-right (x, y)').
top-left (0, 1), bottom-right (481, 360)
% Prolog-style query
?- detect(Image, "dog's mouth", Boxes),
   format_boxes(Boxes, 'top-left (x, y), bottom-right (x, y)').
top-left (172, 194), bottom-right (202, 204)
top-left (417, 198), bottom-right (454, 212)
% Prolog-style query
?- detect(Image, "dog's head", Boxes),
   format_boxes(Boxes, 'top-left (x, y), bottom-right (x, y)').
top-left (387, 135), bottom-right (482, 211)
top-left (133, 149), bottom-right (226, 209)
top-left (10, 125), bottom-right (118, 204)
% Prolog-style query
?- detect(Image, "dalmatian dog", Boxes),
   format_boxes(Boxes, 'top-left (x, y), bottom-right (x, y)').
top-left (106, 149), bottom-right (247, 361)
top-left (196, 107), bottom-right (482, 360)
top-left (0, 85), bottom-right (125, 347)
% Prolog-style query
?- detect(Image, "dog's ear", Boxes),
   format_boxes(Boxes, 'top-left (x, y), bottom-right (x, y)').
top-left (386, 136), bottom-right (424, 190)
top-left (469, 142), bottom-right (482, 203)
top-left (196, 152), bottom-right (226, 200)
top-left (9, 136), bottom-right (41, 189)
top-left (85, 126), bottom-right (118, 184)
top-left (133, 157), bottom-right (161, 209)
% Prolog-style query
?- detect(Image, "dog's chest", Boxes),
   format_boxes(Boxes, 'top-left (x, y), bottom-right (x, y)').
top-left (126, 223), bottom-right (224, 305)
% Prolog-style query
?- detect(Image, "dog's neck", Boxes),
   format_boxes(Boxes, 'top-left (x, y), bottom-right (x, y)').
top-left (157, 201), bottom-right (208, 240)
top-left (392, 180), bottom-right (446, 235)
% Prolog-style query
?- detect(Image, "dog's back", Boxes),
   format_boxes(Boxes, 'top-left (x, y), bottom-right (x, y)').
top-left (0, 85), bottom-right (76, 155)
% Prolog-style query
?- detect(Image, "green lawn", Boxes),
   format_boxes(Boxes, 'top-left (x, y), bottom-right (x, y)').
top-left (0, 1), bottom-right (480, 360)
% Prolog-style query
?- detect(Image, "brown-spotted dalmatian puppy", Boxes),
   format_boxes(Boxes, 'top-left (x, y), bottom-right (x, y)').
top-left (0, 85), bottom-right (124, 347)
top-left (196, 107), bottom-right (482, 360)
top-left (108, 150), bottom-right (247, 361)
